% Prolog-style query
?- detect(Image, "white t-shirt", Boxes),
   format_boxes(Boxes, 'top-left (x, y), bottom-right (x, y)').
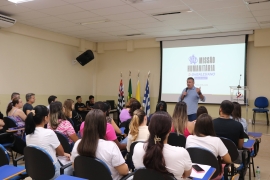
top-left (186, 135), bottom-right (228, 157)
top-left (127, 126), bottom-right (149, 152)
top-left (26, 127), bottom-right (60, 164)
top-left (71, 139), bottom-right (125, 180)
top-left (133, 143), bottom-right (192, 180)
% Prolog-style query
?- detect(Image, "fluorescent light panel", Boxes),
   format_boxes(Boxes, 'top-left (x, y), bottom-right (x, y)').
top-left (8, 0), bottom-right (33, 3)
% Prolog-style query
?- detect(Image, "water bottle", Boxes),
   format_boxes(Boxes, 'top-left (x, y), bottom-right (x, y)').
top-left (256, 166), bottom-right (260, 180)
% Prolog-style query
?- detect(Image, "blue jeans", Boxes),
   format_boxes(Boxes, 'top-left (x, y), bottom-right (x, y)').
top-left (120, 137), bottom-right (128, 144)
top-left (188, 113), bottom-right (197, 121)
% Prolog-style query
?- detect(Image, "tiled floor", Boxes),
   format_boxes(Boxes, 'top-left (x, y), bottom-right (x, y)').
top-left (20, 122), bottom-right (270, 180)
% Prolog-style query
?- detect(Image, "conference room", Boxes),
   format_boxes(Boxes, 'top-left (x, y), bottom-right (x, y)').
top-left (0, 0), bottom-right (270, 179)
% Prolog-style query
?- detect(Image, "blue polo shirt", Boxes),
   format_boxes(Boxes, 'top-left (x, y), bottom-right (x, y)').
top-left (179, 86), bottom-right (205, 115)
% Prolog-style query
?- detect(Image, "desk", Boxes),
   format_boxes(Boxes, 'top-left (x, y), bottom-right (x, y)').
top-left (56, 175), bottom-right (87, 180)
top-left (191, 167), bottom-right (216, 180)
top-left (243, 139), bottom-right (255, 149)
top-left (248, 132), bottom-right (262, 139)
top-left (0, 165), bottom-right (26, 180)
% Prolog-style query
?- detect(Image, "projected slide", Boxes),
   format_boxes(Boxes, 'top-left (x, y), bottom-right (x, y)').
top-left (161, 35), bottom-right (246, 104)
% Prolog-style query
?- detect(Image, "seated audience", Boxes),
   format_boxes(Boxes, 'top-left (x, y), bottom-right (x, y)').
top-left (148, 101), bottom-right (167, 124)
top-left (232, 102), bottom-right (248, 134)
top-left (75, 96), bottom-right (88, 120)
top-left (133, 111), bottom-right (192, 179)
top-left (104, 102), bottom-right (121, 135)
top-left (6, 97), bottom-right (26, 128)
top-left (10, 92), bottom-right (20, 102)
top-left (86, 95), bottom-right (95, 110)
top-left (71, 109), bottom-right (129, 180)
top-left (119, 98), bottom-right (137, 123)
top-left (80, 102), bottom-right (126, 150)
top-left (63, 99), bottom-right (82, 133)
top-left (48, 101), bottom-right (78, 145)
top-left (0, 119), bottom-right (4, 130)
top-left (171, 102), bottom-right (195, 137)
top-left (127, 109), bottom-right (149, 152)
top-left (196, 106), bottom-right (208, 118)
top-left (213, 100), bottom-right (244, 149)
top-left (186, 113), bottom-right (231, 179)
top-left (25, 105), bottom-right (72, 179)
top-left (123, 100), bottom-right (141, 135)
top-left (47, 95), bottom-right (57, 110)
top-left (23, 93), bottom-right (35, 115)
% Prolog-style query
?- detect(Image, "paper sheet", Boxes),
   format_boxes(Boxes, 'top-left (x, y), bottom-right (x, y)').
top-left (190, 164), bottom-right (211, 179)
top-left (57, 156), bottom-right (71, 166)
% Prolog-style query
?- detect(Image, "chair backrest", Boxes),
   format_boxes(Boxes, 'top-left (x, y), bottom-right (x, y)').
top-left (55, 131), bottom-right (71, 153)
top-left (133, 168), bottom-right (176, 180)
top-left (220, 137), bottom-right (239, 162)
top-left (0, 144), bottom-right (9, 166)
top-left (167, 133), bottom-right (186, 147)
top-left (127, 141), bottom-right (145, 170)
top-left (3, 117), bottom-right (17, 131)
top-left (24, 146), bottom-right (55, 180)
top-left (74, 156), bottom-right (112, 180)
top-left (254, 96), bottom-right (269, 108)
top-left (186, 147), bottom-right (220, 179)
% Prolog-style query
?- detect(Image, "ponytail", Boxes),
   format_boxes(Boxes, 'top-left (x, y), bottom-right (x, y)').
top-left (6, 98), bottom-right (20, 116)
top-left (6, 102), bottom-right (13, 116)
top-left (129, 109), bottom-right (146, 141)
top-left (25, 112), bottom-right (36, 135)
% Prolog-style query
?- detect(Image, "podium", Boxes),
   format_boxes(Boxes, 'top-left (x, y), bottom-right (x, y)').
top-left (229, 86), bottom-right (249, 120)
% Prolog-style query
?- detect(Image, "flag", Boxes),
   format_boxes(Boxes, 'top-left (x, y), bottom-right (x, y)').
top-left (128, 78), bottom-right (132, 101)
top-left (143, 79), bottom-right (150, 117)
top-left (135, 80), bottom-right (141, 102)
top-left (117, 79), bottom-right (125, 112)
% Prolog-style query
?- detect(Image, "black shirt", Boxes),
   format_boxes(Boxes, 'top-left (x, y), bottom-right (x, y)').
top-left (86, 101), bottom-right (94, 109)
top-left (213, 117), bottom-right (244, 148)
top-left (23, 103), bottom-right (33, 114)
top-left (75, 103), bottom-right (86, 112)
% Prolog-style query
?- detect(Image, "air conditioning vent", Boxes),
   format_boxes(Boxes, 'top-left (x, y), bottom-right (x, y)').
top-left (0, 14), bottom-right (16, 28)
top-left (118, 33), bottom-right (144, 37)
top-left (152, 11), bottom-right (181, 16)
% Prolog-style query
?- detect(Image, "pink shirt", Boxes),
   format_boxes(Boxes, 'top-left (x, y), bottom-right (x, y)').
top-left (80, 122), bottom-right (117, 141)
top-left (47, 120), bottom-right (76, 144)
top-left (171, 126), bottom-right (191, 138)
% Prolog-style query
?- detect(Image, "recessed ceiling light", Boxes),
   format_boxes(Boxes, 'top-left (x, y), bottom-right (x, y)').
top-left (80, 20), bottom-right (110, 25)
top-left (8, 0), bottom-right (34, 3)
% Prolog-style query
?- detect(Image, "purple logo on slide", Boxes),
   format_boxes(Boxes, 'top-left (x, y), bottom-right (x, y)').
top-left (189, 55), bottom-right (198, 64)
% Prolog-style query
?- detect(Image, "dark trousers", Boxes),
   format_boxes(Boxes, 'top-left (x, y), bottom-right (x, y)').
top-left (188, 113), bottom-right (197, 121)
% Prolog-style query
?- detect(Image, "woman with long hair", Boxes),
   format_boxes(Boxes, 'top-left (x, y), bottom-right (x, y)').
top-left (119, 98), bottom-right (137, 123)
top-left (171, 102), bottom-right (195, 137)
top-left (63, 99), bottom-right (82, 133)
top-left (47, 101), bottom-right (78, 144)
top-left (232, 102), bottom-right (248, 134)
top-left (186, 113), bottom-right (231, 179)
top-left (123, 100), bottom-right (141, 135)
top-left (25, 105), bottom-right (72, 179)
top-left (127, 109), bottom-right (149, 152)
top-left (133, 111), bottom-right (192, 179)
top-left (71, 109), bottom-right (129, 180)
top-left (6, 97), bottom-right (26, 128)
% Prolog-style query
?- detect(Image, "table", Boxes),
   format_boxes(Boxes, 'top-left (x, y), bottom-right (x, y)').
top-left (0, 165), bottom-right (26, 180)
top-left (248, 132), bottom-right (262, 142)
top-left (191, 167), bottom-right (216, 180)
top-left (56, 175), bottom-right (87, 180)
top-left (243, 139), bottom-right (255, 149)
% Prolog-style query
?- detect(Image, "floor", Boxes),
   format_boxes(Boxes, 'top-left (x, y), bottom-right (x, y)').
top-left (21, 121), bottom-right (270, 180)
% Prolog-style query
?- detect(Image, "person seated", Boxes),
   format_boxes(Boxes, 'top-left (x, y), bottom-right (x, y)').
top-left (47, 102), bottom-right (78, 145)
top-left (47, 95), bottom-right (57, 110)
top-left (127, 109), bottom-right (149, 152)
top-left (23, 93), bottom-right (35, 115)
top-left (75, 96), bottom-right (88, 120)
top-left (0, 119), bottom-right (4, 130)
top-left (148, 101), bottom-right (167, 125)
top-left (10, 92), bottom-right (20, 103)
top-left (213, 100), bottom-right (244, 149)
top-left (119, 98), bottom-right (137, 123)
top-left (171, 102), bottom-right (195, 138)
top-left (196, 106), bottom-right (208, 118)
top-left (186, 113), bottom-right (231, 179)
top-left (86, 95), bottom-right (95, 110)
top-left (232, 102), bottom-right (248, 134)
top-left (132, 111), bottom-right (192, 180)
top-left (63, 99), bottom-right (82, 133)
top-left (123, 100), bottom-right (142, 135)
top-left (6, 97), bottom-right (26, 129)
top-left (80, 102), bottom-right (126, 150)
top-left (104, 102), bottom-right (121, 135)
top-left (71, 109), bottom-right (129, 180)
top-left (25, 105), bottom-right (72, 179)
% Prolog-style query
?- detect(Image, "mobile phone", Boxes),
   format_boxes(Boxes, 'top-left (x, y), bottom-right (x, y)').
top-left (192, 165), bottom-right (204, 173)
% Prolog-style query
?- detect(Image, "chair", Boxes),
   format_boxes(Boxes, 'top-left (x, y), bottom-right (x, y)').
top-left (167, 133), bottom-right (186, 147)
top-left (3, 117), bottom-right (17, 132)
top-left (252, 96), bottom-right (269, 126)
top-left (126, 141), bottom-right (144, 171)
top-left (55, 131), bottom-right (71, 153)
top-left (24, 146), bottom-right (72, 180)
top-left (133, 168), bottom-right (176, 180)
top-left (186, 147), bottom-right (220, 179)
top-left (74, 156), bottom-right (131, 180)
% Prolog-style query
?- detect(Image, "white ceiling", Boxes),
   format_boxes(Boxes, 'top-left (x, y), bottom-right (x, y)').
top-left (1, 0), bottom-right (270, 42)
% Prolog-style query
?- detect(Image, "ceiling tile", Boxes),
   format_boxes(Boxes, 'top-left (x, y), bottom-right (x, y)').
top-left (181, 0), bottom-right (223, 5)
top-left (255, 15), bottom-right (270, 22)
top-left (145, 30), bottom-right (182, 36)
top-left (105, 11), bottom-right (148, 21)
top-left (70, 16), bottom-right (106, 24)
top-left (56, 11), bottom-right (98, 20)
top-left (0, 4), bottom-right (31, 15)
top-left (215, 22), bottom-right (260, 30)
top-left (252, 9), bottom-right (270, 17)
top-left (96, 26), bottom-right (133, 33)
top-left (182, 29), bottom-right (219, 35)
top-left (247, 2), bottom-right (270, 11)
top-left (0, 0), bottom-right (13, 7)
top-left (22, 16), bottom-right (65, 25)
top-left (190, 0), bottom-right (245, 11)
top-left (136, 26), bottom-right (176, 33)
top-left (11, 11), bottom-right (49, 20)
top-left (20, 0), bottom-right (68, 10)
top-left (152, 12), bottom-right (200, 21)
top-left (40, 5), bottom-right (84, 16)
top-left (62, 0), bottom-right (89, 3)
top-left (63, 28), bottom-right (101, 36)
top-left (54, 25), bottom-right (91, 32)
top-left (129, 0), bottom-right (185, 11)
top-left (91, 5), bottom-right (138, 16)
top-left (205, 11), bottom-right (253, 20)
top-left (209, 17), bottom-right (257, 25)
top-left (172, 22), bottom-right (213, 29)
top-left (74, 0), bottom-right (126, 10)
top-left (197, 6), bottom-right (250, 17)
top-left (108, 29), bottom-right (142, 36)
top-left (142, 5), bottom-right (190, 15)
top-left (127, 21), bottom-right (166, 29)
top-left (163, 17), bottom-right (207, 26)
top-left (39, 21), bottom-right (77, 28)
top-left (117, 17), bottom-right (159, 25)
top-left (83, 21), bottom-right (122, 28)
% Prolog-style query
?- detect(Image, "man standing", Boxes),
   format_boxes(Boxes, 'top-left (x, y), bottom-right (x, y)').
top-left (75, 96), bottom-right (88, 120)
top-left (23, 93), bottom-right (35, 115)
top-left (179, 77), bottom-right (205, 121)
top-left (86, 95), bottom-right (95, 110)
